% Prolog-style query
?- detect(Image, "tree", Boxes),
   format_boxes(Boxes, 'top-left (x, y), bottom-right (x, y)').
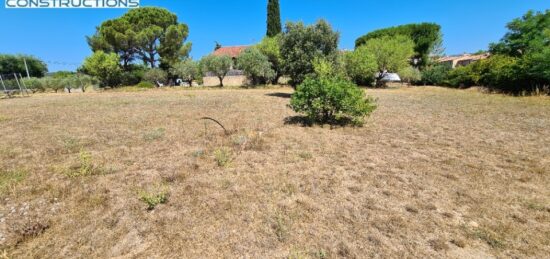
top-left (0, 54), bottom-right (48, 77)
top-left (81, 51), bottom-right (122, 87)
top-left (359, 35), bottom-right (415, 86)
top-left (257, 35), bottom-right (283, 83)
top-left (144, 68), bottom-right (168, 86)
top-left (355, 23), bottom-right (442, 68)
top-left (171, 59), bottom-right (200, 86)
top-left (489, 10), bottom-right (549, 57)
top-left (87, 7), bottom-right (191, 69)
top-left (280, 20), bottom-right (339, 87)
top-left (289, 77), bottom-right (377, 125)
top-left (200, 55), bottom-right (232, 87)
top-left (266, 0), bottom-right (282, 37)
top-left (236, 48), bottom-right (275, 85)
top-left (343, 48), bottom-right (377, 86)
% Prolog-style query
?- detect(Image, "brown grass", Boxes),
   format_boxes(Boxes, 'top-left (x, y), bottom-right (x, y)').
top-left (0, 86), bottom-right (549, 258)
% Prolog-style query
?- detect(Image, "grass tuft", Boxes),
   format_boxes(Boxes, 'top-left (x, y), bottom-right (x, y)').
top-left (143, 128), bottom-right (166, 141)
top-left (139, 185), bottom-right (169, 210)
top-left (0, 169), bottom-right (27, 194)
top-left (214, 147), bottom-right (232, 167)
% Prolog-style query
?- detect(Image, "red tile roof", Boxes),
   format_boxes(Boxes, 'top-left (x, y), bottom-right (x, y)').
top-left (212, 46), bottom-right (249, 58)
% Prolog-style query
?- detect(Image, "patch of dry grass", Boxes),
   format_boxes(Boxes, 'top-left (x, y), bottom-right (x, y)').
top-left (0, 86), bottom-right (548, 257)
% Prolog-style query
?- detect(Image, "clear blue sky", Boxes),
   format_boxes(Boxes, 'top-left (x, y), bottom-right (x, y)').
top-left (1, 0), bottom-right (548, 72)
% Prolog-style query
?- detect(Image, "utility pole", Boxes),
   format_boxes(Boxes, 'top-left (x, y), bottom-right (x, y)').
top-left (23, 58), bottom-right (31, 79)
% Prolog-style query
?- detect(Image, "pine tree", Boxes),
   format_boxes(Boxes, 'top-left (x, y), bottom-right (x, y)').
top-left (266, 0), bottom-right (282, 37)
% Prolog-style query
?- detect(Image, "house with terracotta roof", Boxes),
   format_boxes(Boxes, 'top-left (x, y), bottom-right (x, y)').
top-left (203, 45), bottom-right (250, 87)
top-left (437, 53), bottom-right (490, 68)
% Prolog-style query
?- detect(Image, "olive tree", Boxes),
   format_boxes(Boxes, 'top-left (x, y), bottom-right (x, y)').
top-left (236, 48), bottom-right (275, 85)
top-left (200, 54), bottom-right (232, 87)
top-left (171, 59), bottom-right (201, 86)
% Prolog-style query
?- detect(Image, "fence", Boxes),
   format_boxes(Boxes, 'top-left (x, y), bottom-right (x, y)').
top-left (0, 73), bottom-right (31, 98)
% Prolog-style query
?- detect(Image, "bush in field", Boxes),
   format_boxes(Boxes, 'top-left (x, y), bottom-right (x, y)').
top-left (280, 20), bottom-right (339, 87)
top-left (81, 51), bottom-right (122, 87)
top-left (200, 54), bottom-right (232, 87)
top-left (136, 81), bottom-right (155, 88)
top-left (398, 66), bottom-right (422, 85)
top-left (343, 48), bottom-right (377, 86)
top-left (358, 35), bottom-right (415, 87)
top-left (120, 65), bottom-right (147, 86)
top-left (144, 68), bottom-right (168, 86)
top-left (21, 78), bottom-right (45, 93)
top-left (236, 48), bottom-right (275, 85)
top-left (477, 55), bottom-right (522, 92)
top-left (420, 63), bottom-right (451, 85)
top-left (289, 77), bottom-right (377, 125)
top-left (170, 59), bottom-right (201, 86)
top-left (445, 65), bottom-right (479, 88)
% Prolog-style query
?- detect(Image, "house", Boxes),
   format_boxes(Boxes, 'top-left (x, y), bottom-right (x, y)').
top-left (437, 53), bottom-right (490, 69)
top-left (203, 46), bottom-right (250, 87)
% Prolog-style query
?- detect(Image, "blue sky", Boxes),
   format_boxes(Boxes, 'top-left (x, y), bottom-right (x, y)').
top-left (0, 0), bottom-right (548, 72)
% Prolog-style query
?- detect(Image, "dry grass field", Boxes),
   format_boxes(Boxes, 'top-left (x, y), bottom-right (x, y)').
top-left (0, 86), bottom-right (549, 258)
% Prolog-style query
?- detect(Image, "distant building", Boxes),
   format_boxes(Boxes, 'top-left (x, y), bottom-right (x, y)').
top-left (203, 45), bottom-right (250, 87)
top-left (437, 53), bottom-right (490, 69)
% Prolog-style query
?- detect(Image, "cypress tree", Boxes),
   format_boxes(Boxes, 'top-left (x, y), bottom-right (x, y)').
top-left (266, 0), bottom-right (282, 37)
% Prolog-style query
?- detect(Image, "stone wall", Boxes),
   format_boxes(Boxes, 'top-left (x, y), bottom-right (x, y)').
top-left (202, 75), bottom-right (249, 87)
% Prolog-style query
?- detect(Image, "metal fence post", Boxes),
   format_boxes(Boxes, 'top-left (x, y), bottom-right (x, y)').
top-left (0, 75), bottom-right (6, 92)
top-left (14, 73), bottom-right (24, 96)
top-left (19, 73), bottom-right (30, 96)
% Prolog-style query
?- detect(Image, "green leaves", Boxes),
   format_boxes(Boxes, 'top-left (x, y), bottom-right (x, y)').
top-left (81, 51), bottom-right (122, 87)
top-left (200, 55), bottom-right (232, 87)
top-left (280, 20), bottom-right (340, 87)
top-left (355, 23), bottom-right (441, 68)
top-left (236, 47), bottom-right (275, 85)
top-left (290, 77), bottom-right (377, 125)
top-left (87, 7), bottom-right (190, 69)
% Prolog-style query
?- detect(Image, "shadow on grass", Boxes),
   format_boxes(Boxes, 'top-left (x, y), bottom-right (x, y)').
top-left (265, 92), bottom-right (292, 99)
top-left (283, 116), bottom-right (362, 128)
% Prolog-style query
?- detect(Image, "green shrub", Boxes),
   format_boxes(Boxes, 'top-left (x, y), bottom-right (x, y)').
top-left (446, 65), bottom-right (479, 88)
top-left (398, 66), bottom-right (422, 85)
top-left (139, 185), bottom-right (168, 210)
top-left (214, 147), bottom-right (232, 167)
top-left (289, 77), bottom-right (377, 125)
top-left (343, 48), bottom-right (377, 86)
top-left (420, 64), bottom-right (451, 85)
top-left (144, 68), bottom-right (168, 86)
top-left (477, 55), bottom-right (522, 93)
top-left (136, 81), bottom-right (155, 89)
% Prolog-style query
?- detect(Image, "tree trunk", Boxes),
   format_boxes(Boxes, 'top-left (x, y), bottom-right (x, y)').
top-left (218, 76), bottom-right (224, 87)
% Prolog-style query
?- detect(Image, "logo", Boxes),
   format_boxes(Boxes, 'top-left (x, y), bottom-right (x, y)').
top-left (5, 0), bottom-right (140, 8)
